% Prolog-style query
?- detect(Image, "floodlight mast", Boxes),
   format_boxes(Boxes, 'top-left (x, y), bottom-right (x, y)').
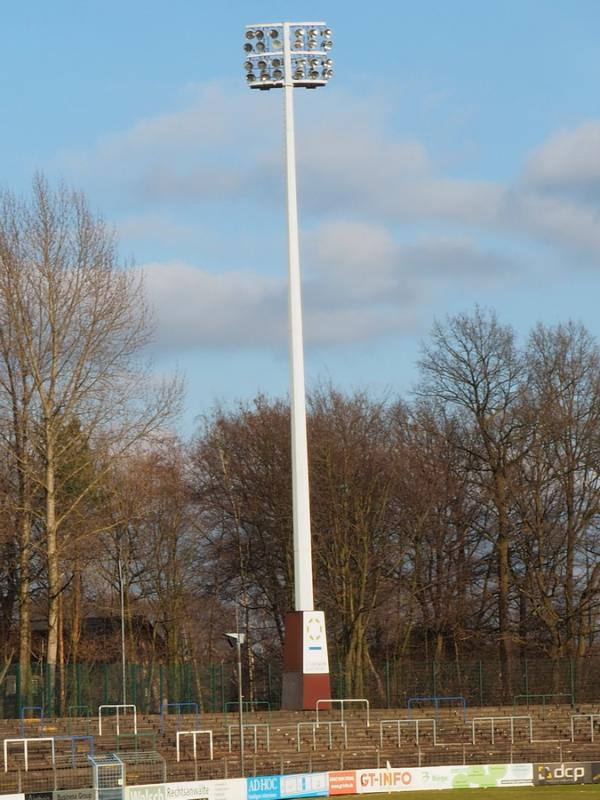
top-left (244, 22), bottom-right (333, 710)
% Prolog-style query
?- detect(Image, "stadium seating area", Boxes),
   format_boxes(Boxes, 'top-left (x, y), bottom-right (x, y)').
top-left (1, 701), bottom-right (599, 794)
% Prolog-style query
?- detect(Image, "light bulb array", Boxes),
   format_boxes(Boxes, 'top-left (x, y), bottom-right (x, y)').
top-left (244, 22), bottom-right (333, 90)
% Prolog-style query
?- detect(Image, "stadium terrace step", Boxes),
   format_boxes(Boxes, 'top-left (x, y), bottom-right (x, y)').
top-left (0, 702), bottom-right (597, 793)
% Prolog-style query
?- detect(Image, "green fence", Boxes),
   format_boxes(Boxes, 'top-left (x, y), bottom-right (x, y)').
top-left (0, 660), bottom-right (278, 718)
top-left (0, 657), bottom-right (596, 719)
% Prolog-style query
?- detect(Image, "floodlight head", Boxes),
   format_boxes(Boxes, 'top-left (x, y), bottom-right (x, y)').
top-left (243, 22), bottom-right (333, 90)
top-left (224, 632), bottom-right (246, 647)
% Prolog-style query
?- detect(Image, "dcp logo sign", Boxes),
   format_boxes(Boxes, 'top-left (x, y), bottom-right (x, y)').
top-left (534, 762), bottom-right (589, 784)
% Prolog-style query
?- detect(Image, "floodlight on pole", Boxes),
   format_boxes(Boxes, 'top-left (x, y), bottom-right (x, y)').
top-left (224, 620), bottom-right (246, 775)
top-left (243, 21), bottom-right (333, 710)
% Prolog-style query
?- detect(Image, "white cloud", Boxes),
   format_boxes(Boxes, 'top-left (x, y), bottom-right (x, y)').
top-left (140, 226), bottom-right (517, 353)
top-left (296, 109), bottom-right (504, 225)
top-left (59, 84), bottom-right (600, 255)
top-left (524, 121), bottom-right (600, 188)
top-left (61, 84), bottom-right (259, 170)
top-left (306, 221), bottom-right (514, 293)
top-left (58, 84), bottom-right (600, 359)
top-left (140, 260), bottom-right (286, 350)
top-left (510, 190), bottom-right (600, 256)
top-left (58, 82), bottom-right (505, 225)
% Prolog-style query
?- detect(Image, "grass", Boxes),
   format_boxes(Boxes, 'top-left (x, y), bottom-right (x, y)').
top-left (335, 788), bottom-right (600, 799)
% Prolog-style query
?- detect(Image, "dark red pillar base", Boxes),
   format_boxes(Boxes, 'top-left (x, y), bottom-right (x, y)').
top-left (281, 610), bottom-right (331, 710)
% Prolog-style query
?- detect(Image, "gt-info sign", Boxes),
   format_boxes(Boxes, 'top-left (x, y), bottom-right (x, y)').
top-left (357, 770), bottom-right (413, 792)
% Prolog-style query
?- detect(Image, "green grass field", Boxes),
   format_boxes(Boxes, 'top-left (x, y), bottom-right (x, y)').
top-left (336, 788), bottom-right (600, 799)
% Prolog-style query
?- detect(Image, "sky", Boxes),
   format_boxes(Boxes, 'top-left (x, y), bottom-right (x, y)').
top-left (2, 1), bottom-right (600, 434)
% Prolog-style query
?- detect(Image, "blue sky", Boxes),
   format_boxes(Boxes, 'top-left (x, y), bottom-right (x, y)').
top-left (2, 1), bottom-right (600, 433)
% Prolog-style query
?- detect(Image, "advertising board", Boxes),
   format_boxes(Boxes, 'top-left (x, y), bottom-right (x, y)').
top-left (247, 776), bottom-right (280, 800)
top-left (170, 782), bottom-right (245, 800)
top-left (441, 763), bottom-right (533, 789)
top-left (54, 789), bottom-right (95, 800)
top-left (279, 774), bottom-right (327, 799)
top-left (327, 773), bottom-right (356, 796)
top-left (206, 781), bottom-right (246, 800)
top-left (125, 786), bottom-right (165, 800)
top-left (164, 783), bottom-right (211, 800)
top-left (533, 762), bottom-right (590, 785)
top-left (356, 769), bottom-right (414, 792)
top-left (355, 763), bottom-right (533, 793)
top-left (126, 780), bottom-right (245, 800)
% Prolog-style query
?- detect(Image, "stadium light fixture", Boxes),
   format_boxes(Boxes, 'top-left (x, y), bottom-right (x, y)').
top-left (243, 22), bottom-right (333, 90)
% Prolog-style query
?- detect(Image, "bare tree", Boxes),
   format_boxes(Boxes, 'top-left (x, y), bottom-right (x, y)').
top-left (0, 177), bottom-right (181, 708)
top-left (512, 322), bottom-right (600, 671)
top-left (398, 404), bottom-right (491, 666)
top-left (309, 388), bottom-right (402, 698)
top-left (191, 397), bottom-right (294, 652)
top-left (417, 308), bottom-right (525, 697)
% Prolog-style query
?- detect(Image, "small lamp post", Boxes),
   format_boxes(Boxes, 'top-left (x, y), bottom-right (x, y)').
top-left (225, 626), bottom-right (246, 775)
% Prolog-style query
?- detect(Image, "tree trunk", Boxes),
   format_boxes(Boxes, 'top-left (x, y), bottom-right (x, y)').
top-left (45, 440), bottom-right (59, 715)
top-left (70, 569), bottom-right (82, 666)
top-left (18, 513), bottom-right (32, 707)
top-left (497, 532), bottom-right (512, 700)
top-left (58, 591), bottom-right (66, 715)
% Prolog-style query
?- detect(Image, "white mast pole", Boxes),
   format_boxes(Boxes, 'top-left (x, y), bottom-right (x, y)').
top-left (282, 21), bottom-right (314, 612)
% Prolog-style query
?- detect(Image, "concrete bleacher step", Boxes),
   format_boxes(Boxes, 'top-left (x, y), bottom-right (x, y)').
top-left (2, 702), bottom-right (598, 792)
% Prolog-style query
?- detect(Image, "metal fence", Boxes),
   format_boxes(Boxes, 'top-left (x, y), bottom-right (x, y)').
top-left (0, 656), bottom-right (596, 719)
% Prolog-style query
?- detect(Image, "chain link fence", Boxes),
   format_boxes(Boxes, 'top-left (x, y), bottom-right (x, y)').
top-left (0, 657), bottom-right (595, 719)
